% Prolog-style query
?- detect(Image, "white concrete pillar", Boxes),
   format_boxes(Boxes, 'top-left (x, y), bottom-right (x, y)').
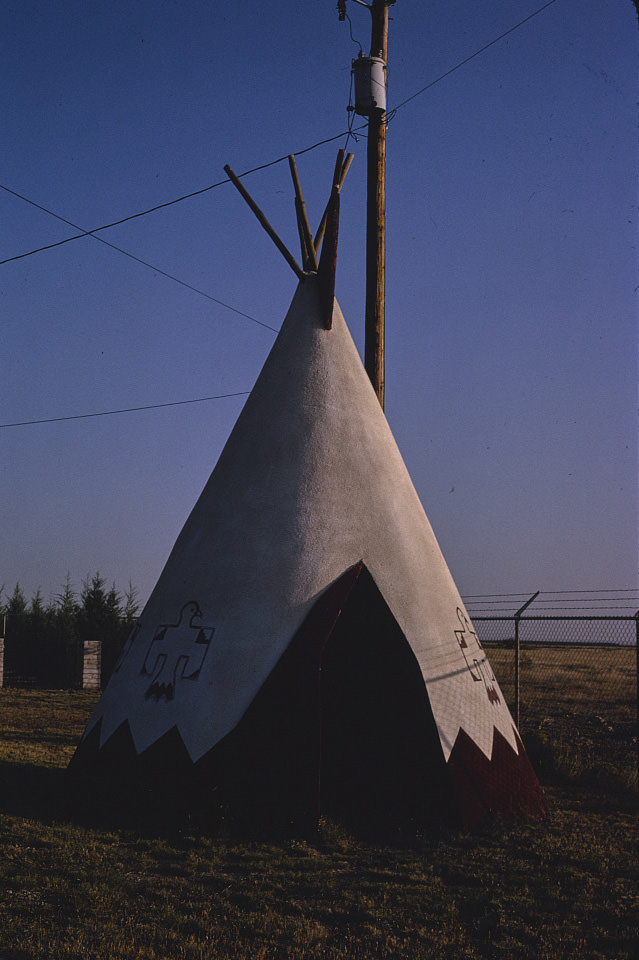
top-left (82, 640), bottom-right (101, 689)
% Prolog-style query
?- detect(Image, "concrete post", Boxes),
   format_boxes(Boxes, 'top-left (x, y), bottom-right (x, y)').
top-left (82, 640), bottom-right (102, 689)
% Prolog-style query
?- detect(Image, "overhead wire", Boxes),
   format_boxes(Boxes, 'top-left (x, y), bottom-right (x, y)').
top-left (391, 0), bottom-right (559, 113)
top-left (0, 128), bottom-right (354, 269)
top-left (344, 9), bottom-right (363, 56)
top-left (0, 393), bottom-right (251, 429)
top-left (0, 0), bottom-right (558, 272)
top-left (0, 184), bottom-right (278, 332)
top-left (1, 0), bottom-right (561, 429)
top-left (344, 71), bottom-right (362, 150)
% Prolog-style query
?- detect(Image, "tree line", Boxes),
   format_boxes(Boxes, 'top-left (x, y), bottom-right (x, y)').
top-left (0, 574), bottom-right (140, 687)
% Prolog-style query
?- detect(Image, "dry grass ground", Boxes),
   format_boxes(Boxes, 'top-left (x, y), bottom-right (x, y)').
top-left (0, 676), bottom-right (636, 960)
top-left (487, 643), bottom-right (636, 723)
top-left (487, 643), bottom-right (637, 782)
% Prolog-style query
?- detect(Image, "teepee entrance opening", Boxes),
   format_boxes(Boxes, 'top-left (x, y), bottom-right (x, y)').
top-left (318, 568), bottom-right (453, 836)
top-left (191, 564), bottom-right (455, 837)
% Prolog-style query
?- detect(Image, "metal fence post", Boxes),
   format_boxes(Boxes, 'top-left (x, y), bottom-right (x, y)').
top-left (513, 592), bottom-right (540, 730)
top-left (470, 604), bottom-right (637, 783)
top-left (0, 615), bottom-right (5, 689)
top-left (635, 610), bottom-right (639, 786)
top-left (514, 615), bottom-right (520, 729)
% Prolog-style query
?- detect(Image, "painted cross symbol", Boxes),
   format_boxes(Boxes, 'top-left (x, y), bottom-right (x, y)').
top-left (454, 607), bottom-right (500, 705)
top-left (141, 601), bottom-right (215, 702)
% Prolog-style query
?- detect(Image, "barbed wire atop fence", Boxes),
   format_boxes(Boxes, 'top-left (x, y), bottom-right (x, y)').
top-left (462, 590), bottom-right (639, 618)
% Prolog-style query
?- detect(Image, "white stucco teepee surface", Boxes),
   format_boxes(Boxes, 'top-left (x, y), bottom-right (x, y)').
top-left (72, 275), bottom-right (545, 830)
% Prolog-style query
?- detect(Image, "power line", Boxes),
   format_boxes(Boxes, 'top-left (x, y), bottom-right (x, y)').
top-left (0, 128), bottom-right (353, 268)
top-left (0, 132), bottom-right (357, 333)
top-left (0, 0), bottom-right (562, 431)
top-left (0, 185), bottom-right (278, 333)
top-left (1, 0), bottom-right (559, 272)
top-left (0, 392), bottom-right (251, 429)
top-left (392, 0), bottom-right (560, 112)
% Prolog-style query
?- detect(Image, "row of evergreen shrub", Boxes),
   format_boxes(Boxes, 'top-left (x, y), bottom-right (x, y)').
top-left (0, 574), bottom-right (139, 688)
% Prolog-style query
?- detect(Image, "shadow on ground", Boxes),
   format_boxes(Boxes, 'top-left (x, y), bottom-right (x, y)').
top-left (0, 761), bottom-right (69, 822)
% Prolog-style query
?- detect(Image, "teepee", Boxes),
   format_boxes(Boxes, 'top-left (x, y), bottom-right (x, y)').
top-left (69, 156), bottom-right (545, 834)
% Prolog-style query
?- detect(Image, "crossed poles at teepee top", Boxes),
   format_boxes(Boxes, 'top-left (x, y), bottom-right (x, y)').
top-left (224, 150), bottom-right (353, 330)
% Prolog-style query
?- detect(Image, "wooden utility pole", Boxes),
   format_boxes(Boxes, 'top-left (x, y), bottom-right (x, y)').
top-left (364, 0), bottom-right (391, 409)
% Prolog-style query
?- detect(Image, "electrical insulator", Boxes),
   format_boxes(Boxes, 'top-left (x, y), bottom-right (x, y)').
top-left (352, 54), bottom-right (386, 116)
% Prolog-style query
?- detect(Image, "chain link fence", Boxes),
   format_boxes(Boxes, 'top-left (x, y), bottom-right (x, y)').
top-left (465, 591), bottom-right (638, 786)
top-left (2, 589), bottom-right (637, 784)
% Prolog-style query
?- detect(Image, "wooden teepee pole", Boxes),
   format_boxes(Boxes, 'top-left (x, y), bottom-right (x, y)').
top-left (314, 150), bottom-right (354, 254)
top-left (224, 164), bottom-right (305, 280)
top-left (288, 155), bottom-right (318, 272)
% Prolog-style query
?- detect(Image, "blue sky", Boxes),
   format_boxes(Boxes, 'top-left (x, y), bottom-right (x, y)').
top-left (1, 0), bottom-right (637, 607)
